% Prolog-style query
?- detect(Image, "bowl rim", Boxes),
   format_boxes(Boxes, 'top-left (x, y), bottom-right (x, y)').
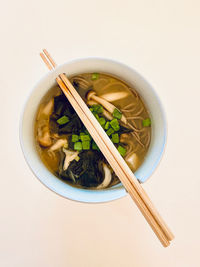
top-left (19, 56), bottom-right (167, 203)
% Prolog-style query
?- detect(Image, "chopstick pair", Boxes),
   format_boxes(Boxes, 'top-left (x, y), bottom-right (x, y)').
top-left (40, 49), bottom-right (174, 247)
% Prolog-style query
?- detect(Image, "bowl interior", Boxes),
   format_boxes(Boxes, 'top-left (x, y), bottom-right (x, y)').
top-left (20, 58), bottom-right (166, 203)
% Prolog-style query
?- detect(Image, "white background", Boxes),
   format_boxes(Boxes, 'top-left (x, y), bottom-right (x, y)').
top-left (0, 0), bottom-right (200, 266)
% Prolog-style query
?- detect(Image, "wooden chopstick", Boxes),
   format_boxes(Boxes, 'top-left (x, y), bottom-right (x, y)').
top-left (40, 49), bottom-right (174, 246)
top-left (41, 50), bottom-right (173, 245)
top-left (59, 72), bottom-right (174, 242)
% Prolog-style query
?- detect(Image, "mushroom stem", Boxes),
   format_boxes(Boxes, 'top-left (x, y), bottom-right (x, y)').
top-left (49, 139), bottom-right (68, 152)
top-left (97, 163), bottom-right (112, 189)
top-left (102, 109), bottom-right (113, 120)
top-left (63, 149), bottom-right (79, 171)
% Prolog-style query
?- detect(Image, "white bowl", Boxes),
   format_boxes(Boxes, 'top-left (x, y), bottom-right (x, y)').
top-left (20, 58), bottom-right (166, 203)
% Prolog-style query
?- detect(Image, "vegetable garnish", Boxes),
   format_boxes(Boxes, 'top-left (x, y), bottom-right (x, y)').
top-left (82, 140), bottom-right (90, 150)
top-left (57, 115), bottom-right (69, 125)
top-left (142, 118), bottom-right (151, 127)
top-left (110, 119), bottom-right (120, 131)
top-left (105, 121), bottom-right (110, 130)
top-left (106, 128), bottom-right (114, 136)
top-left (117, 145), bottom-right (127, 157)
top-left (113, 108), bottom-right (122, 120)
top-left (74, 142), bottom-right (82, 151)
top-left (91, 73), bottom-right (99, 80)
top-left (92, 104), bottom-right (104, 114)
top-left (98, 117), bottom-right (106, 127)
top-left (111, 133), bottom-right (119, 144)
top-left (80, 135), bottom-right (91, 141)
top-left (72, 134), bottom-right (79, 143)
top-left (94, 114), bottom-right (100, 120)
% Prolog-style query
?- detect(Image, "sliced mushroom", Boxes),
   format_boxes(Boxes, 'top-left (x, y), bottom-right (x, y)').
top-left (49, 139), bottom-right (68, 152)
top-left (37, 98), bottom-right (54, 147)
top-left (97, 163), bottom-right (112, 189)
top-left (125, 152), bottom-right (140, 172)
top-left (100, 91), bottom-right (129, 102)
top-left (87, 91), bottom-right (127, 124)
top-left (63, 149), bottom-right (79, 171)
top-left (98, 81), bottom-right (129, 101)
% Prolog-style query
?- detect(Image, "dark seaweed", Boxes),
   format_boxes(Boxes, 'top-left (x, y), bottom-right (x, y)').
top-left (50, 93), bottom-right (84, 134)
top-left (50, 91), bottom-right (132, 188)
top-left (58, 150), bottom-right (104, 188)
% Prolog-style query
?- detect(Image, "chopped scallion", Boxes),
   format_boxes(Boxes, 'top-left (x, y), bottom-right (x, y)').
top-left (56, 115), bottom-right (69, 125)
top-left (98, 117), bottom-right (106, 127)
top-left (106, 127), bottom-right (114, 136)
top-left (94, 114), bottom-right (100, 120)
top-left (113, 108), bottom-right (122, 120)
top-left (72, 134), bottom-right (79, 143)
top-left (92, 104), bottom-right (104, 114)
top-left (105, 121), bottom-right (110, 130)
top-left (74, 142), bottom-right (82, 151)
top-left (142, 118), bottom-right (151, 127)
top-left (117, 145), bottom-right (126, 157)
top-left (80, 135), bottom-right (91, 141)
top-left (91, 73), bottom-right (99, 80)
top-left (110, 118), bottom-right (120, 131)
top-left (111, 133), bottom-right (119, 143)
top-left (82, 140), bottom-right (90, 150)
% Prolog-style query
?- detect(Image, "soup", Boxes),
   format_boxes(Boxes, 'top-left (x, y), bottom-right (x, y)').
top-left (35, 73), bottom-right (151, 189)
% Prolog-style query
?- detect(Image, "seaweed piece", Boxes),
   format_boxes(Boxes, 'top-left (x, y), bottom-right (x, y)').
top-left (53, 93), bottom-right (75, 118)
top-left (58, 116), bottom-right (83, 134)
top-left (59, 150), bottom-right (105, 187)
top-left (50, 93), bottom-right (84, 134)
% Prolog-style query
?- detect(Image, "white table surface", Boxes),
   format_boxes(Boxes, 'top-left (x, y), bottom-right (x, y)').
top-left (1, 0), bottom-right (200, 266)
